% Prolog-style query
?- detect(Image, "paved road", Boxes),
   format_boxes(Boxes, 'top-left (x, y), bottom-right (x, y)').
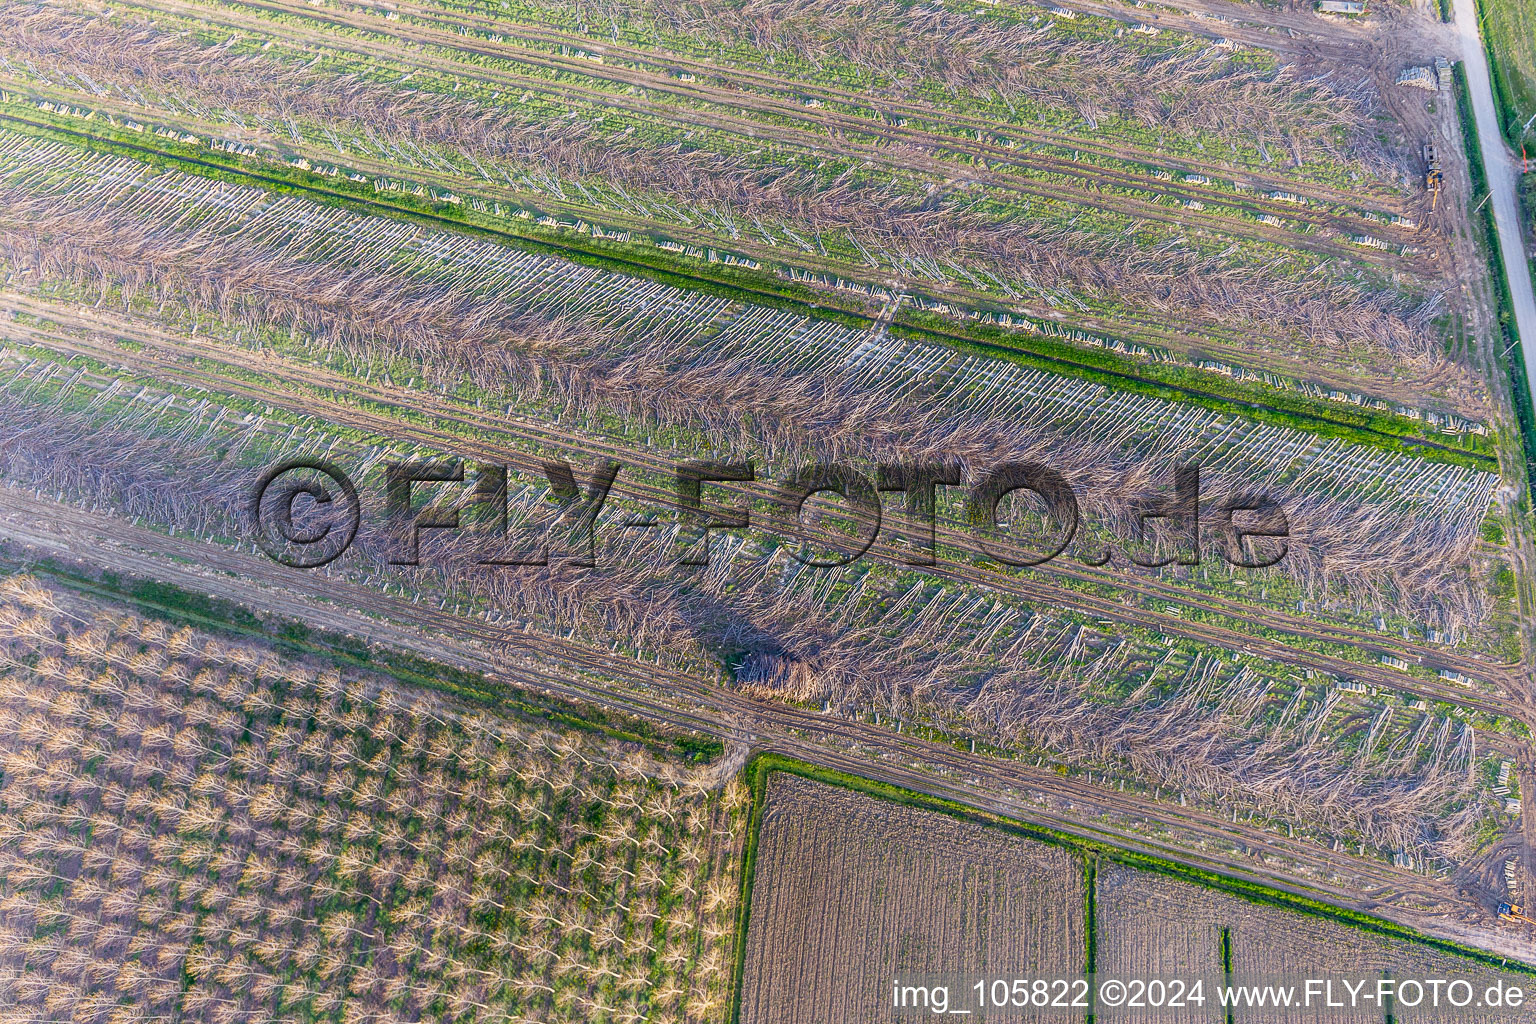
top-left (1453, 0), bottom-right (1536, 408)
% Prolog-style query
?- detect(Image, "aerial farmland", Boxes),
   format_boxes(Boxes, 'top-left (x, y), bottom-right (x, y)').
top-left (738, 773), bottom-right (1084, 1023)
top-left (0, 576), bottom-right (746, 1023)
top-left (1096, 863), bottom-right (1531, 1023)
top-left (0, 0), bottom-right (1533, 1019)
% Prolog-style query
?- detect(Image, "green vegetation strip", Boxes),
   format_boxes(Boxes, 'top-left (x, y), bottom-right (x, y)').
top-left (1084, 856), bottom-right (1098, 1024)
top-left (729, 751), bottom-right (1536, 1011)
top-left (1472, 0), bottom-right (1536, 147)
top-left (5, 554), bottom-right (725, 762)
top-left (1452, 65), bottom-right (1536, 495)
top-left (1221, 927), bottom-right (1235, 1024)
top-left (1084, 856), bottom-right (1097, 976)
top-left (0, 106), bottom-right (1498, 471)
top-left (727, 745), bottom-right (774, 1024)
top-left (896, 313), bottom-right (1497, 467)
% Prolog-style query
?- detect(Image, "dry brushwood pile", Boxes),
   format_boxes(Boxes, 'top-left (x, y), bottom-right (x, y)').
top-left (0, 576), bottom-right (747, 1024)
top-left (0, 127), bottom-right (1521, 874)
top-left (0, 137), bottom-right (1500, 618)
top-left (738, 774), bottom-right (1085, 1024)
top-left (0, 0), bottom-right (1491, 407)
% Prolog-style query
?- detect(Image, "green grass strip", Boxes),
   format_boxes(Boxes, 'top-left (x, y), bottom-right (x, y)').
top-left (727, 745), bottom-right (774, 1024)
top-left (1084, 856), bottom-right (1098, 976)
top-left (894, 314), bottom-right (1498, 467)
top-left (1221, 926), bottom-right (1235, 1024)
top-left (1084, 856), bottom-right (1098, 1024)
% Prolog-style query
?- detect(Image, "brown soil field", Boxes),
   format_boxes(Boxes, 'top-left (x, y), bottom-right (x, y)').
top-left (1095, 865), bottom-right (1240, 1023)
top-left (738, 774), bottom-right (1085, 1024)
top-left (1098, 865), bottom-right (1530, 1023)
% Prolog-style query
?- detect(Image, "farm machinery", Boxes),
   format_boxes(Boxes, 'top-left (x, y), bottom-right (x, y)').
top-left (1424, 141), bottom-right (1443, 210)
top-left (1497, 902), bottom-right (1534, 924)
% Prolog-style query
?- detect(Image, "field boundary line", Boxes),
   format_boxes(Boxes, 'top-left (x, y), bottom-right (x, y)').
top-left (734, 754), bottom-right (1536, 987)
